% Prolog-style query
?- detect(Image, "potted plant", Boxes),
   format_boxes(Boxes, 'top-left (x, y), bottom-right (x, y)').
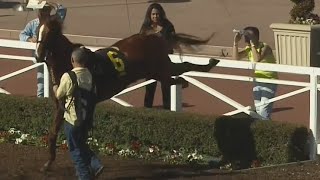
top-left (270, 0), bottom-right (320, 67)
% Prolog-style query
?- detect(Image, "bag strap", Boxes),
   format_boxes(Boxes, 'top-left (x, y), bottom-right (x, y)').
top-left (67, 71), bottom-right (78, 89)
top-left (67, 71), bottom-right (78, 109)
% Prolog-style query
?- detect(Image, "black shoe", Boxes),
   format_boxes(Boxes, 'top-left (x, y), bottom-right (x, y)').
top-left (181, 79), bottom-right (189, 88)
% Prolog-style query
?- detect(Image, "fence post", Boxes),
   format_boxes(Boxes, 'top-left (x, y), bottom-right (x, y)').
top-left (309, 73), bottom-right (318, 160)
top-left (43, 63), bottom-right (50, 98)
top-left (170, 83), bottom-right (182, 112)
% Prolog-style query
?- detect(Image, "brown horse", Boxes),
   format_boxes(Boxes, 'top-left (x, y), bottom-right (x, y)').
top-left (35, 16), bottom-right (219, 171)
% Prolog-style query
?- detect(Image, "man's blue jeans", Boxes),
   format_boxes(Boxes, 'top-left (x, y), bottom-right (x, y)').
top-left (37, 66), bottom-right (44, 97)
top-left (253, 82), bottom-right (277, 120)
top-left (64, 121), bottom-right (102, 180)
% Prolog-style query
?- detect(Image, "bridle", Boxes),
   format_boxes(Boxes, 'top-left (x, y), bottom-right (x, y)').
top-left (35, 24), bottom-right (47, 62)
top-left (35, 24), bottom-right (59, 85)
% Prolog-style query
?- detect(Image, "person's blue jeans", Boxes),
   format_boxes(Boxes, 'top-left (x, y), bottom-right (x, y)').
top-left (64, 121), bottom-right (103, 180)
top-left (253, 82), bottom-right (277, 120)
top-left (37, 66), bottom-right (44, 97)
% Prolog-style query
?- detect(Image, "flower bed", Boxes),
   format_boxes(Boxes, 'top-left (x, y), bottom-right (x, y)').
top-left (0, 127), bottom-right (205, 165)
top-left (0, 94), bottom-right (311, 169)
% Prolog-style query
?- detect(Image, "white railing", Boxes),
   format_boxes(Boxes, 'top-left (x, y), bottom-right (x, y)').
top-left (0, 39), bottom-right (50, 97)
top-left (0, 39), bottom-right (319, 160)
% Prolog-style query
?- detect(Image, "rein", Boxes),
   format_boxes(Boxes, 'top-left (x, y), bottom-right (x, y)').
top-left (49, 67), bottom-right (58, 86)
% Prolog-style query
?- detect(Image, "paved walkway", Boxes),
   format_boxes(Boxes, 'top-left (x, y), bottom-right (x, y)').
top-left (0, 0), bottom-right (319, 47)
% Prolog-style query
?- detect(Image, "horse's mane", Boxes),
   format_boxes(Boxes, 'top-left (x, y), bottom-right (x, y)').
top-left (45, 15), bottom-right (63, 35)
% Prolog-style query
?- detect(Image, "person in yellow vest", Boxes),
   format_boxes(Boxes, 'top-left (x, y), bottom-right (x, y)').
top-left (232, 26), bottom-right (277, 120)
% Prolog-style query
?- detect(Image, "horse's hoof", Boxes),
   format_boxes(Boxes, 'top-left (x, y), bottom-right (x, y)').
top-left (209, 58), bottom-right (220, 67)
top-left (40, 161), bottom-right (51, 172)
top-left (196, 58), bottom-right (220, 72)
top-left (40, 166), bottom-right (48, 172)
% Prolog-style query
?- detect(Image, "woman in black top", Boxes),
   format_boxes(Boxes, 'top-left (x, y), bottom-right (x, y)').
top-left (140, 3), bottom-right (175, 110)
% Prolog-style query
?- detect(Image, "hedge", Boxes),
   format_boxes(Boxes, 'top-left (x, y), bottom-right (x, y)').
top-left (0, 94), bottom-right (310, 167)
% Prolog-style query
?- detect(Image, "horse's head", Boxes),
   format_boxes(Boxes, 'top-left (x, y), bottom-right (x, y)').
top-left (35, 16), bottom-right (76, 86)
top-left (35, 15), bottom-right (65, 64)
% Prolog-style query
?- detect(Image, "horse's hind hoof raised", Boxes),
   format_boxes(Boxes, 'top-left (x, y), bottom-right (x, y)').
top-left (208, 58), bottom-right (220, 68)
top-left (197, 58), bottom-right (220, 72)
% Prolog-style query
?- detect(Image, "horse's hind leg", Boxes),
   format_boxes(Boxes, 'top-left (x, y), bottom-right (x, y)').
top-left (170, 58), bottom-right (220, 76)
top-left (41, 109), bottom-right (64, 172)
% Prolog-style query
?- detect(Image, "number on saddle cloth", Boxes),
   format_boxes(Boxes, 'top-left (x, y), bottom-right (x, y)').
top-left (106, 48), bottom-right (127, 77)
top-left (67, 71), bottom-right (96, 128)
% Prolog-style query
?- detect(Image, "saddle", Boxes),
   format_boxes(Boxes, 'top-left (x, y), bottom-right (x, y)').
top-left (89, 47), bottom-right (128, 78)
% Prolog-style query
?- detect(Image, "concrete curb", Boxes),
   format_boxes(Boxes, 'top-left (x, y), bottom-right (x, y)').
top-left (0, 28), bottom-right (233, 57)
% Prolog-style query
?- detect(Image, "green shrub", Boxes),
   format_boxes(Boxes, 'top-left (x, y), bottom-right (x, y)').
top-left (289, 0), bottom-right (319, 25)
top-left (0, 94), bottom-right (310, 167)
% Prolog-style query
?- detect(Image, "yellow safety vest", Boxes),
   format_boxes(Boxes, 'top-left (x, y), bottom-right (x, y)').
top-left (245, 42), bottom-right (278, 79)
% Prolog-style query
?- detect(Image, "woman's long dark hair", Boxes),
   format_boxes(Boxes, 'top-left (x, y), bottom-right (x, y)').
top-left (140, 3), bottom-right (171, 32)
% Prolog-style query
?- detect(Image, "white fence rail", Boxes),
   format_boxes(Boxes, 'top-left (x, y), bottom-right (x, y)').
top-left (0, 39), bottom-right (319, 160)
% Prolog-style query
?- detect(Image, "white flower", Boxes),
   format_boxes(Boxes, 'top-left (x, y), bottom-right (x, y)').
top-left (20, 134), bottom-right (29, 140)
top-left (62, 140), bottom-right (67, 144)
top-left (149, 147), bottom-right (154, 153)
top-left (15, 138), bottom-right (23, 144)
top-left (117, 148), bottom-right (136, 157)
top-left (8, 128), bottom-right (15, 134)
top-left (118, 150), bottom-right (123, 154)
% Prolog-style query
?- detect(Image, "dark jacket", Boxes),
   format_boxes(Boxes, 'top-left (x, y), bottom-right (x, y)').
top-left (140, 20), bottom-right (175, 53)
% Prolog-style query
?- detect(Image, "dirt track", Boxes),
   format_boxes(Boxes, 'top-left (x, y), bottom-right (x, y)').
top-left (1, 143), bottom-right (320, 180)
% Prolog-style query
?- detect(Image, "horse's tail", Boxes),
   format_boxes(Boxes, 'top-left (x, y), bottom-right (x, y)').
top-left (171, 32), bottom-right (214, 56)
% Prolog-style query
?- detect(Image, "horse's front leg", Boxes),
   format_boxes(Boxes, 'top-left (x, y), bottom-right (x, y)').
top-left (41, 107), bottom-right (64, 172)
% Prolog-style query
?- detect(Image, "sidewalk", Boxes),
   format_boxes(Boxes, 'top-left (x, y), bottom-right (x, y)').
top-left (0, 0), bottom-right (319, 48)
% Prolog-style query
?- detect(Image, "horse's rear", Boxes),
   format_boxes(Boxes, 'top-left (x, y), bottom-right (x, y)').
top-left (113, 33), bottom-right (171, 81)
